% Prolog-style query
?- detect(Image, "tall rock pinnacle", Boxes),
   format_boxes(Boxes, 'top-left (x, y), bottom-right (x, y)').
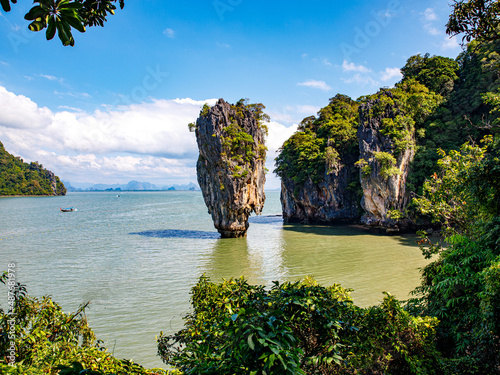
top-left (194, 99), bottom-right (268, 238)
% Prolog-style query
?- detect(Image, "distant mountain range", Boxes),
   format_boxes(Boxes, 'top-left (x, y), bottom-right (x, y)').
top-left (63, 180), bottom-right (200, 192)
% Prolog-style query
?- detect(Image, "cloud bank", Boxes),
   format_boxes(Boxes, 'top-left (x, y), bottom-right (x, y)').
top-left (0, 86), bottom-right (294, 188)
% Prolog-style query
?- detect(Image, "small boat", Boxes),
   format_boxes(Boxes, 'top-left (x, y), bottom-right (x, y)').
top-left (60, 207), bottom-right (75, 212)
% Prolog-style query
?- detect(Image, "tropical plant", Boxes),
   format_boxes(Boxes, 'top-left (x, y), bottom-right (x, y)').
top-left (0, 0), bottom-right (125, 46)
top-left (410, 135), bottom-right (500, 373)
top-left (158, 276), bottom-right (441, 375)
top-left (0, 272), bottom-right (174, 374)
top-left (446, 0), bottom-right (500, 43)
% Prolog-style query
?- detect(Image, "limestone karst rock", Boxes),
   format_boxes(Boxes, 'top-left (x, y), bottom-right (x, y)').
top-left (279, 153), bottom-right (360, 224)
top-left (194, 99), bottom-right (267, 238)
top-left (275, 94), bottom-right (361, 224)
top-left (357, 91), bottom-right (414, 230)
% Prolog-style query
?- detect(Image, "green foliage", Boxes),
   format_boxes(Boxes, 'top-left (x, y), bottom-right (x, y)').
top-left (187, 122), bottom-right (196, 132)
top-left (401, 54), bottom-right (459, 96)
top-left (158, 276), bottom-right (441, 375)
top-left (0, 141), bottom-right (66, 196)
top-left (0, 274), bottom-right (174, 375)
top-left (446, 0), bottom-right (500, 43)
top-left (410, 135), bottom-right (500, 373)
top-left (407, 38), bottom-right (500, 195)
top-left (1, 0), bottom-right (125, 46)
top-left (355, 158), bottom-right (372, 178)
top-left (366, 80), bottom-right (444, 155)
top-left (234, 98), bottom-right (271, 134)
top-left (275, 94), bottom-right (359, 187)
top-left (200, 103), bottom-right (210, 117)
top-left (275, 130), bottom-right (326, 185)
top-left (388, 209), bottom-right (404, 220)
top-left (374, 152), bottom-right (402, 179)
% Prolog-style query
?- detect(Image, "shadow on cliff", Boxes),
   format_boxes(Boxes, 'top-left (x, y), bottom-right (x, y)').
top-left (130, 229), bottom-right (220, 239)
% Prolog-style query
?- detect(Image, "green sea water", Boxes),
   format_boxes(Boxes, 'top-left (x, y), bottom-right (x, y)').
top-left (0, 191), bottom-right (430, 368)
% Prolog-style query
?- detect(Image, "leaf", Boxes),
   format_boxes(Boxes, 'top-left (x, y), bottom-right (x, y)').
top-left (59, 10), bottom-right (85, 33)
top-left (24, 5), bottom-right (45, 20)
top-left (46, 16), bottom-right (56, 40)
top-left (1, 0), bottom-right (11, 12)
top-left (28, 18), bottom-right (46, 32)
top-left (55, 18), bottom-right (74, 46)
top-left (247, 333), bottom-right (255, 351)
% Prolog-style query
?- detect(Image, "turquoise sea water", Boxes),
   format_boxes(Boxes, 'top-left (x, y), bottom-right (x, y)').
top-left (0, 191), bottom-right (429, 368)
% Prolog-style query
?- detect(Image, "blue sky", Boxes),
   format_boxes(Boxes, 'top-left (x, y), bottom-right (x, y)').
top-left (0, 0), bottom-right (462, 189)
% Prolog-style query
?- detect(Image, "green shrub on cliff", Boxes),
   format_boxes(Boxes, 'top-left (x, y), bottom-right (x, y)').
top-left (361, 79), bottom-right (443, 156)
top-left (0, 141), bottom-right (66, 196)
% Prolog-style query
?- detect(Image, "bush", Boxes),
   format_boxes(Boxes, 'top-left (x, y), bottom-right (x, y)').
top-left (0, 272), bottom-right (174, 375)
top-left (158, 276), bottom-right (441, 375)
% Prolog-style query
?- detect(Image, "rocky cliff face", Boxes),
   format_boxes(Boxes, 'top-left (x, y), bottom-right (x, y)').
top-left (357, 91), bottom-right (414, 230)
top-left (195, 99), bottom-right (267, 238)
top-left (280, 153), bottom-right (360, 224)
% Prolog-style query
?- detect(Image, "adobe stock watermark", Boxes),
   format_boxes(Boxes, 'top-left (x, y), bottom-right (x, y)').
top-left (213, 0), bottom-right (243, 22)
top-left (6, 262), bottom-right (17, 367)
top-left (7, 26), bottom-right (37, 53)
top-left (340, 0), bottom-right (402, 60)
top-left (111, 65), bottom-right (169, 107)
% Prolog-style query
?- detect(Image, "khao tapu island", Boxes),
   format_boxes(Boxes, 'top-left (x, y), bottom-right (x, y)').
top-left (1, 1), bottom-right (499, 374)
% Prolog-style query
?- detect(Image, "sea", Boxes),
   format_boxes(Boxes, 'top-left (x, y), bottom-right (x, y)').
top-left (0, 191), bottom-right (430, 369)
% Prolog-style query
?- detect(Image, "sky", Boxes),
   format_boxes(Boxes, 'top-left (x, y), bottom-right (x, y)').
top-left (0, 0), bottom-right (463, 189)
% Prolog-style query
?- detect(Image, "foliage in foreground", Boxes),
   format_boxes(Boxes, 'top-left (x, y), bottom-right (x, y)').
top-left (158, 276), bottom-right (440, 375)
top-left (0, 272), bottom-right (176, 375)
top-left (0, 0), bottom-right (125, 46)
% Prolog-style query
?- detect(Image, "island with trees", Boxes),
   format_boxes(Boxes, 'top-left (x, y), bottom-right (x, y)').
top-left (0, 141), bottom-right (66, 196)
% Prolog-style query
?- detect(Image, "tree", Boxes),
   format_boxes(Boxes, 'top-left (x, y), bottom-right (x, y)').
top-left (446, 0), bottom-right (500, 43)
top-left (401, 54), bottom-right (459, 96)
top-left (0, 0), bottom-right (125, 46)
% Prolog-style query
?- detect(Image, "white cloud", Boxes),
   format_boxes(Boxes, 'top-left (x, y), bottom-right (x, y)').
top-left (423, 8), bottom-right (438, 21)
top-left (342, 60), bottom-right (372, 73)
top-left (380, 67), bottom-right (402, 82)
top-left (342, 74), bottom-right (378, 86)
top-left (0, 61), bottom-right (8, 66)
top-left (0, 86), bottom-right (53, 129)
top-left (424, 24), bottom-right (441, 36)
top-left (297, 80), bottom-right (332, 91)
top-left (163, 28), bottom-right (175, 38)
top-left (323, 58), bottom-right (332, 66)
top-left (54, 90), bottom-right (92, 99)
top-left (296, 105), bottom-right (320, 114)
top-left (266, 121), bottom-right (297, 155)
top-left (441, 35), bottom-right (460, 50)
top-left (265, 121), bottom-right (298, 190)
